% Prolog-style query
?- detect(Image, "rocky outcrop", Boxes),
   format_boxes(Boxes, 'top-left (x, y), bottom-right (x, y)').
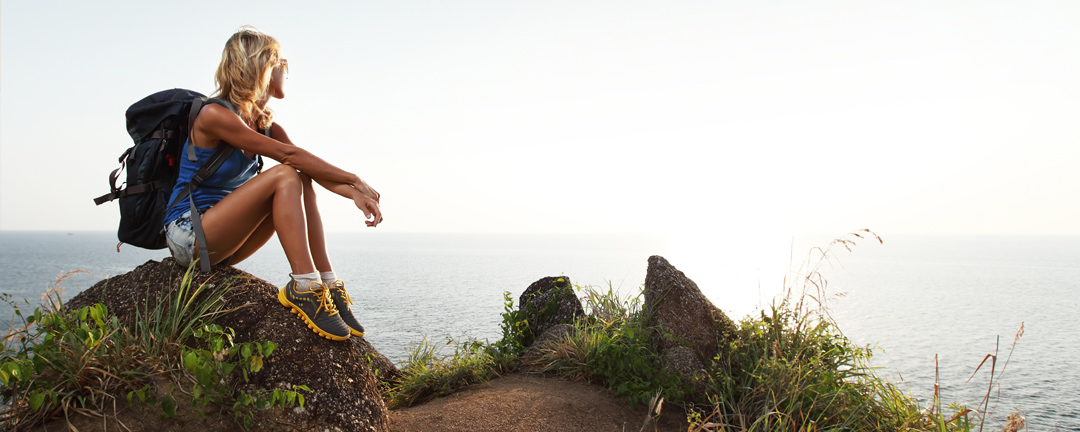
top-left (64, 258), bottom-right (397, 432)
top-left (643, 256), bottom-right (737, 395)
top-left (517, 276), bottom-right (583, 346)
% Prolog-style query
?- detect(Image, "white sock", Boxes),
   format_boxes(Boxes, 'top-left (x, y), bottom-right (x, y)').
top-left (320, 271), bottom-right (338, 286)
top-left (292, 272), bottom-right (322, 290)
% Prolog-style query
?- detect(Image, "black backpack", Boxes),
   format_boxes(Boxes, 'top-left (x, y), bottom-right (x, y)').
top-left (93, 88), bottom-right (262, 271)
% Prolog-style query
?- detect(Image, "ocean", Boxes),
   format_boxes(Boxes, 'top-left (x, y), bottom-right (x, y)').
top-left (0, 231), bottom-right (1076, 430)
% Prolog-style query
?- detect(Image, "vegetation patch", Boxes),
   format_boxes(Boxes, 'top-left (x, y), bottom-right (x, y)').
top-left (0, 267), bottom-right (306, 431)
top-left (529, 284), bottom-right (690, 406)
top-left (387, 231), bottom-right (1018, 431)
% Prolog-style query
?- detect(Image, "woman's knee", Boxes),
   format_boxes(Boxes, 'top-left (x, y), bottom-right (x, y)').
top-left (264, 164), bottom-right (303, 189)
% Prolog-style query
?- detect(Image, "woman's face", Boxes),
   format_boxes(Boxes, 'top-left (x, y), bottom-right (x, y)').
top-left (267, 57), bottom-right (287, 100)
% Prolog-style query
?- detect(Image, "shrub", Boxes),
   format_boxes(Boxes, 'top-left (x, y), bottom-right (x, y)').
top-left (530, 283), bottom-right (690, 406)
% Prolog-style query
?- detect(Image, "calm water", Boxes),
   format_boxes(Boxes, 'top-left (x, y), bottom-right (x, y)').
top-left (0, 231), bottom-right (1075, 430)
top-left (824, 235), bottom-right (1079, 431)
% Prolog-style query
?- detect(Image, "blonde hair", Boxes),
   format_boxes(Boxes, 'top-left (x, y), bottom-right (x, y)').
top-left (213, 26), bottom-right (281, 130)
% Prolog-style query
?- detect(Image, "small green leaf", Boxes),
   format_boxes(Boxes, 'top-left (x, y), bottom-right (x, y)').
top-left (250, 355), bottom-right (263, 373)
top-left (29, 392), bottom-right (46, 411)
top-left (262, 341), bottom-right (277, 356)
top-left (184, 351), bottom-right (199, 371)
top-left (196, 367), bottom-right (212, 387)
top-left (161, 395), bottom-right (176, 419)
top-left (241, 344), bottom-right (252, 359)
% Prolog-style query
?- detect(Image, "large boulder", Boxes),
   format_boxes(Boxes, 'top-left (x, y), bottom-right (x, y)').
top-left (643, 256), bottom-right (737, 374)
top-left (517, 276), bottom-right (584, 347)
top-left (63, 258), bottom-right (397, 432)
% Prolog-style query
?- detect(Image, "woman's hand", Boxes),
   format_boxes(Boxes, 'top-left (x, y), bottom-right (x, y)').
top-left (352, 177), bottom-right (380, 202)
top-left (353, 193), bottom-right (383, 227)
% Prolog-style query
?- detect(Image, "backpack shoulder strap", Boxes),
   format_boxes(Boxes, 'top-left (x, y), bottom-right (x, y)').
top-left (205, 98), bottom-right (239, 115)
top-left (185, 98), bottom-right (206, 162)
top-left (167, 142), bottom-right (234, 272)
top-left (186, 97), bottom-right (240, 162)
top-left (166, 143), bottom-right (235, 211)
top-left (177, 99), bottom-right (262, 271)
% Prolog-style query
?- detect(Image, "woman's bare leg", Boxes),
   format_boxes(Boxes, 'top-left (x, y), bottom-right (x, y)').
top-left (199, 165), bottom-right (316, 274)
top-left (300, 173), bottom-right (333, 273)
top-left (229, 216), bottom-right (275, 264)
top-left (221, 176), bottom-right (332, 268)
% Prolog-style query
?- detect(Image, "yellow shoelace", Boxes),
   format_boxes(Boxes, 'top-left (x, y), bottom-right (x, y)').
top-left (330, 280), bottom-right (353, 305)
top-left (299, 281), bottom-right (339, 316)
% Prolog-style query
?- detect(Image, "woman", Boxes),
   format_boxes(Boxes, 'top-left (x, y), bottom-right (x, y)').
top-left (162, 26), bottom-right (381, 341)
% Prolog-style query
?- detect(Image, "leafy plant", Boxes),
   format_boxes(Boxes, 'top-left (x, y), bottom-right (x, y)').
top-left (493, 290), bottom-right (530, 357)
top-left (1, 271), bottom-right (150, 430)
top-left (179, 324), bottom-right (308, 428)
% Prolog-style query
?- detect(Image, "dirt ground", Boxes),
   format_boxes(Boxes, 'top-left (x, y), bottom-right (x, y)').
top-left (389, 374), bottom-right (689, 432)
top-left (23, 373), bottom-right (691, 432)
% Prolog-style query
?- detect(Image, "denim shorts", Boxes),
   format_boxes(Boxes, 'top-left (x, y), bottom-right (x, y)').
top-left (164, 209), bottom-right (205, 268)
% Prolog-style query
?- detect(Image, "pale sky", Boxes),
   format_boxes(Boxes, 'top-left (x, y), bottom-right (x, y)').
top-left (2, 1), bottom-right (1078, 245)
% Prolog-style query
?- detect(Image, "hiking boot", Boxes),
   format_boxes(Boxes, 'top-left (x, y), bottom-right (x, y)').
top-left (278, 279), bottom-right (351, 341)
top-left (327, 280), bottom-right (365, 338)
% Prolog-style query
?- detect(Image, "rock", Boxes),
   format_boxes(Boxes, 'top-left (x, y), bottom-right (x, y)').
top-left (64, 258), bottom-right (397, 432)
top-left (661, 346), bottom-right (705, 376)
top-left (517, 276), bottom-right (583, 347)
top-left (519, 323), bottom-right (575, 371)
top-left (661, 346), bottom-right (710, 397)
top-left (643, 256), bottom-right (737, 375)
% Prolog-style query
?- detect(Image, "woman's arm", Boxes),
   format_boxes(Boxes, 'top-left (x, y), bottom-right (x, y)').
top-left (268, 122), bottom-right (383, 227)
top-left (194, 104), bottom-right (379, 200)
top-left (266, 123), bottom-right (380, 202)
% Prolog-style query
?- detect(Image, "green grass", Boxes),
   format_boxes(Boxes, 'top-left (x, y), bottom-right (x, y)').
top-left (385, 336), bottom-right (507, 409)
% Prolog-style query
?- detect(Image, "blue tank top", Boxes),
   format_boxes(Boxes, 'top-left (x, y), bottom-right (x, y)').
top-left (163, 140), bottom-right (258, 226)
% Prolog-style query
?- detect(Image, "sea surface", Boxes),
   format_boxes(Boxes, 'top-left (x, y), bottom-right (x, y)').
top-left (0, 231), bottom-right (1076, 430)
